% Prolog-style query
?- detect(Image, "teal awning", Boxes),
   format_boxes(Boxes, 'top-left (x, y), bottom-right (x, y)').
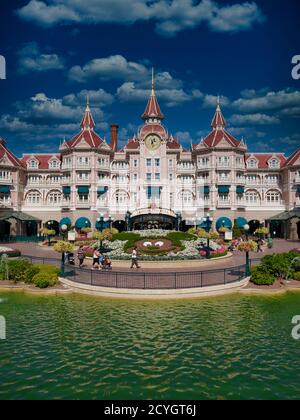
top-left (59, 217), bottom-right (72, 228)
top-left (297, 186), bottom-right (300, 194)
top-left (236, 186), bottom-right (245, 194)
top-left (95, 219), bottom-right (110, 230)
top-left (218, 186), bottom-right (230, 194)
top-left (235, 217), bottom-right (248, 229)
top-left (199, 186), bottom-right (210, 194)
top-left (63, 186), bottom-right (71, 195)
top-left (97, 186), bottom-right (108, 195)
top-left (0, 185), bottom-right (11, 193)
top-left (216, 217), bottom-right (232, 230)
top-left (77, 186), bottom-right (90, 194)
top-left (75, 217), bottom-right (91, 229)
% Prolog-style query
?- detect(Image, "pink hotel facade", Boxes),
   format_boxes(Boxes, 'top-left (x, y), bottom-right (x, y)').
top-left (0, 82), bottom-right (300, 240)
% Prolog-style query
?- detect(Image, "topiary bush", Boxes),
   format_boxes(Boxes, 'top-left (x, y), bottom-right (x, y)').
top-left (6, 259), bottom-right (32, 283)
top-left (250, 266), bottom-right (276, 285)
top-left (32, 274), bottom-right (57, 289)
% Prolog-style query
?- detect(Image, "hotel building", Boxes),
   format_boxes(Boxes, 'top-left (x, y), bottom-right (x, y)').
top-left (0, 79), bottom-right (300, 240)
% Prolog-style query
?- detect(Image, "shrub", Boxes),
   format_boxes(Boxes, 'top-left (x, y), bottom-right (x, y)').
top-left (24, 265), bottom-right (40, 284)
top-left (33, 273), bottom-right (57, 289)
top-left (293, 272), bottom-right (300, 281)
top-left (250, 266), bottom-right (276, 285)
top-left (260, 252), bottom-right (300, 280)
top-left (6, 259), bottom-right (32, 283)
top-left (53, 241), bottom-right (74, 254)
top-left (166, 231), bottom-right (196, 244)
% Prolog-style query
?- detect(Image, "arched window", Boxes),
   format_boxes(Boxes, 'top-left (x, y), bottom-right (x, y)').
top-left (245, 190), bottom-right (260, 204)
top-left (268, 159), bottom-right (280, 169)
top-left (179, 190), bottom-right (193, 205)
top-left (247, 159), bottom-right (257, 169)
top-left (49, 159), bottom-right (60, 169)
top-left (26, 190), bottom-right (41, 205)
top-left (266, 190), bottom-right (281, 204)
top-left (115, 190), bottom-right (128, 204)
top-left (47, 191), bottom-right (62, 205)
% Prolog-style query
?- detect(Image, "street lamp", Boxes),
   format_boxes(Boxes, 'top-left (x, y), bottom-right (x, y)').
top-left (243, 224), bottom-right (251, 276)
top-left (202, 213), bottom-right (213, 259)
top-left (96, 213), bottom-right (105, 232)
top-left (47, 221), bottom-right (52, 246)
top-left (61, 224), bottom-right (68, 241)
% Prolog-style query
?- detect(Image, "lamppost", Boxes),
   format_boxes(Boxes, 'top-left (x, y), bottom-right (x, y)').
top-left (96, 213), bottom-right (105, 232)
top-left (125, 211), bottom-right (131, 231)
top-left (176, 212), bottom-right (182, 232)
top-left (202, 213), bottom-right (213, 259)
top-left (47, 221), bottom-right (52, 246)
top-left (243, 224), bottom-right (251, 276)
top-left (259, 220), bottom-right (265, 240)
top-left (108, 216), bottom-right (114, 229)
top-left (61, 224), bottom-right (68, 241)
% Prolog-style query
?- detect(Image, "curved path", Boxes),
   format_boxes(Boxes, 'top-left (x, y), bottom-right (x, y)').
top-left (3, 239), bottom-right (299, 272)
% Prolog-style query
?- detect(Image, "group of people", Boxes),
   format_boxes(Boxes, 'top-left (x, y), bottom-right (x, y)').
top-left (76, 246), bottom-right (112, 270)
top-left (74, 246), bottom-right (141, 270)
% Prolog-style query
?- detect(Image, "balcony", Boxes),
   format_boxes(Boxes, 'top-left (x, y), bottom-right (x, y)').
top-left (61, 164), bottom-right (72, 170)
top-left (76, 177), bottom-right (90, 184)
top-left (0, 198), bottom-right (12, 207)
top-left (217, 177), bottom-right (231, 184)
top-left (0, 177), bottom-right (12, 184)
top-left (177, 164), bottom-right (195, 173)
top-left (76, 200), bottom-right (91, 208)
top-left (236, 198), bottom-right (246, 208)
top-left (294, 177), bottom-right (300, 184)
top-left (217, 198), bottom-right (231, 208)
top-left (217, 162), bottom-right (230, 169)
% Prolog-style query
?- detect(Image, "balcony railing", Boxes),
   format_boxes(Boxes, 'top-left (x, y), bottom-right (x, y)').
top-left (0, 177), bottom-right (12, 183)
top-left (177, 165), bottom-right (195, 172)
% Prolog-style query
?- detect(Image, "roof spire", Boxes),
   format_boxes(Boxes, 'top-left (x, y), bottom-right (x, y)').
top-left (141, 68), bottom-right (164, 121)
top-left (151, 67), bottom-right (155, 95)
top-left (81, 96), bottom-right (95, 130)
top-left (211, 96), bottom-right (226, 130)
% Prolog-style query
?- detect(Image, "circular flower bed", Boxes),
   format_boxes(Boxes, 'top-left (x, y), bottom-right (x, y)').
top-left (0, 247), bottom-right (21, 258)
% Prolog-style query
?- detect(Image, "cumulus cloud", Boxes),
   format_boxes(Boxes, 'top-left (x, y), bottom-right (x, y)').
top-left (232, 88), bottom-right (300, 113)
top-left (116, 82), bottom-right (202, 107)
top-left (229, 113), bottom-right (280, 125)
top-left (202, 94), bottom-right (230, 108)
top-left (17, 42), bottom-right (65, 74)
top-left (17, 0), bottom-right (265, 37)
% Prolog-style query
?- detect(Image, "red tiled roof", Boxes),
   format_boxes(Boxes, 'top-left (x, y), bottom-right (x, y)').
top-left (80, 105), bottom-right (96, 130)
top-left (21, 154), bottom-right (61, 170)
top-left (66, 129), bottom-right (105, 149)
top-left (284, 148), bottom-right (300, 167)
top-left (203, 129), bottom-right (241, 148)
top-left (245, 153), bottom-right (287, 169)
top-left (167, 139), bottom-right (181, 149)
top-left (0, 138), bottom-right (22, 167)
top-left (211, 104), bottom-right (226, 129)
top-left (140, 123), bottom-right (167, 138)
top-left (141, 91), bottom-right (164, 120)
top-left (125, 140), bottom-right (140, 150)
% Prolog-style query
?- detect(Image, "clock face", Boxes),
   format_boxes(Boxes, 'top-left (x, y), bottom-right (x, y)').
top-left (145, 134), bottom-right (162, 151)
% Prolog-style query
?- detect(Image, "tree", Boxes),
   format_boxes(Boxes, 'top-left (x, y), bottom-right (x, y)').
top-left (92, 229), bottom-right (113, 249)
top-left (53, 241), bottom-right (74, 266)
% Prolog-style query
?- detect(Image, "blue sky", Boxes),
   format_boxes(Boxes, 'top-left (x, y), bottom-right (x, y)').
top-left (0, 0), bottom-right (299, 156)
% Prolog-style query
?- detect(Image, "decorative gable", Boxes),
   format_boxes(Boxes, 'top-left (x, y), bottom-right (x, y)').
top-left (246, 155), bottom-right (258, 168)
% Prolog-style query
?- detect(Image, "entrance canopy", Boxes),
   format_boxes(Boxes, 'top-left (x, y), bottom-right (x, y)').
top-left (75, 217), bottom-right (91, 229)
top-left (0, 211), bottom-right (40, 222)
top-left (59, 217), bottom-right (72, 228)
top-left (216, 217), bottom-right (232, 230)
top-left (235, 217), bottom-right (248, 229)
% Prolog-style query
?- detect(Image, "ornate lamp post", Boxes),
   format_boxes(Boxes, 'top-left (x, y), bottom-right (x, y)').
top-left (176, 212), bottom-right (182, 232)
top-left (61, 224), bottom-right (68, 241)
top-left (125, 211), bottom-right (132, 231)
top-left (243, 224), bottom-right (251, 276)
top-left (96, 213), bottom-right (105, 232)
top-left (47, 221), bottom-right (53, 247)
top-left (202, 213), bottom-right (213, 259)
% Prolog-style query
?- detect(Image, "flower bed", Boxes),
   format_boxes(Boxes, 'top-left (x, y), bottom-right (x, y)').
top-left (0, 247), bottom-right (21, 258)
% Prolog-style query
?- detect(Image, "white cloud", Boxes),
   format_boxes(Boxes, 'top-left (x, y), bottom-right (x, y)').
top-left (63, 89), bottom-right (114, 107)
top-left (229, 113), bottom-right (280, 125)
top-left (232, 89), bottom-right (300, 113)
top-left (116, 82), bottom-right (201, 107)
top-left (202, 94), bottom-right (230, 108)
top-left (175, 131), bottom-right (193, 144)
top-left (17, 0), bottom-right (265, 37)
top-left (17, 42), bottom-right (65, 74)
top-left (69, 55), bottom-right (148, 83)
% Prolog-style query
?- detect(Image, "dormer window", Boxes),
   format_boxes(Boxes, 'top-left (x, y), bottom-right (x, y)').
top-left (49, 159), bottom-right (60, 169)
top-left (28, 159), bottom-right (38, 169)
top-left (247, 158), bottom-right (257, 169)
top-left (269, 158), bottom-right (280, 169)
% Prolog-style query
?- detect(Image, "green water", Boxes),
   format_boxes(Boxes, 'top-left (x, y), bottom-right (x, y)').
top-left (0, 291), bottom-right (300, 400)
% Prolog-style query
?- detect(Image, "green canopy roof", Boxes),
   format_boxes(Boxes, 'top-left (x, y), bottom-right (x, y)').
top-left (267, 210), bottom-right (300, 221)
top-left (0, 211), bottom-right (40, 222)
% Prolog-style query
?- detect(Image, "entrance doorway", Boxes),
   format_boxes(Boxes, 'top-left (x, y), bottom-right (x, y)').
top-left (248, 220), bottom-right (260, 235)
top-left (0, 220), bottom-right (10, 241)
top-left (297, 221), bottom-right (300, 240)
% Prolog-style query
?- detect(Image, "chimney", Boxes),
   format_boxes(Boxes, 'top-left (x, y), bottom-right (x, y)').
top-left (110, 124), bottom-right (119, 152)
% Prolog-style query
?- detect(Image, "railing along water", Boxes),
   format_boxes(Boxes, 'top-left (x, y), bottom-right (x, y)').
top-left (21, 255), bottom-right (248, 290)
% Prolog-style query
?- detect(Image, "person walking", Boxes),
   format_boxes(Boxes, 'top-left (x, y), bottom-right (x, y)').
top-left (131, 247), bottom-right (140, 269)
top-left (92, 249), bottom-right (100, 269)
top-left (77, 246), bottom-right (85, 268)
